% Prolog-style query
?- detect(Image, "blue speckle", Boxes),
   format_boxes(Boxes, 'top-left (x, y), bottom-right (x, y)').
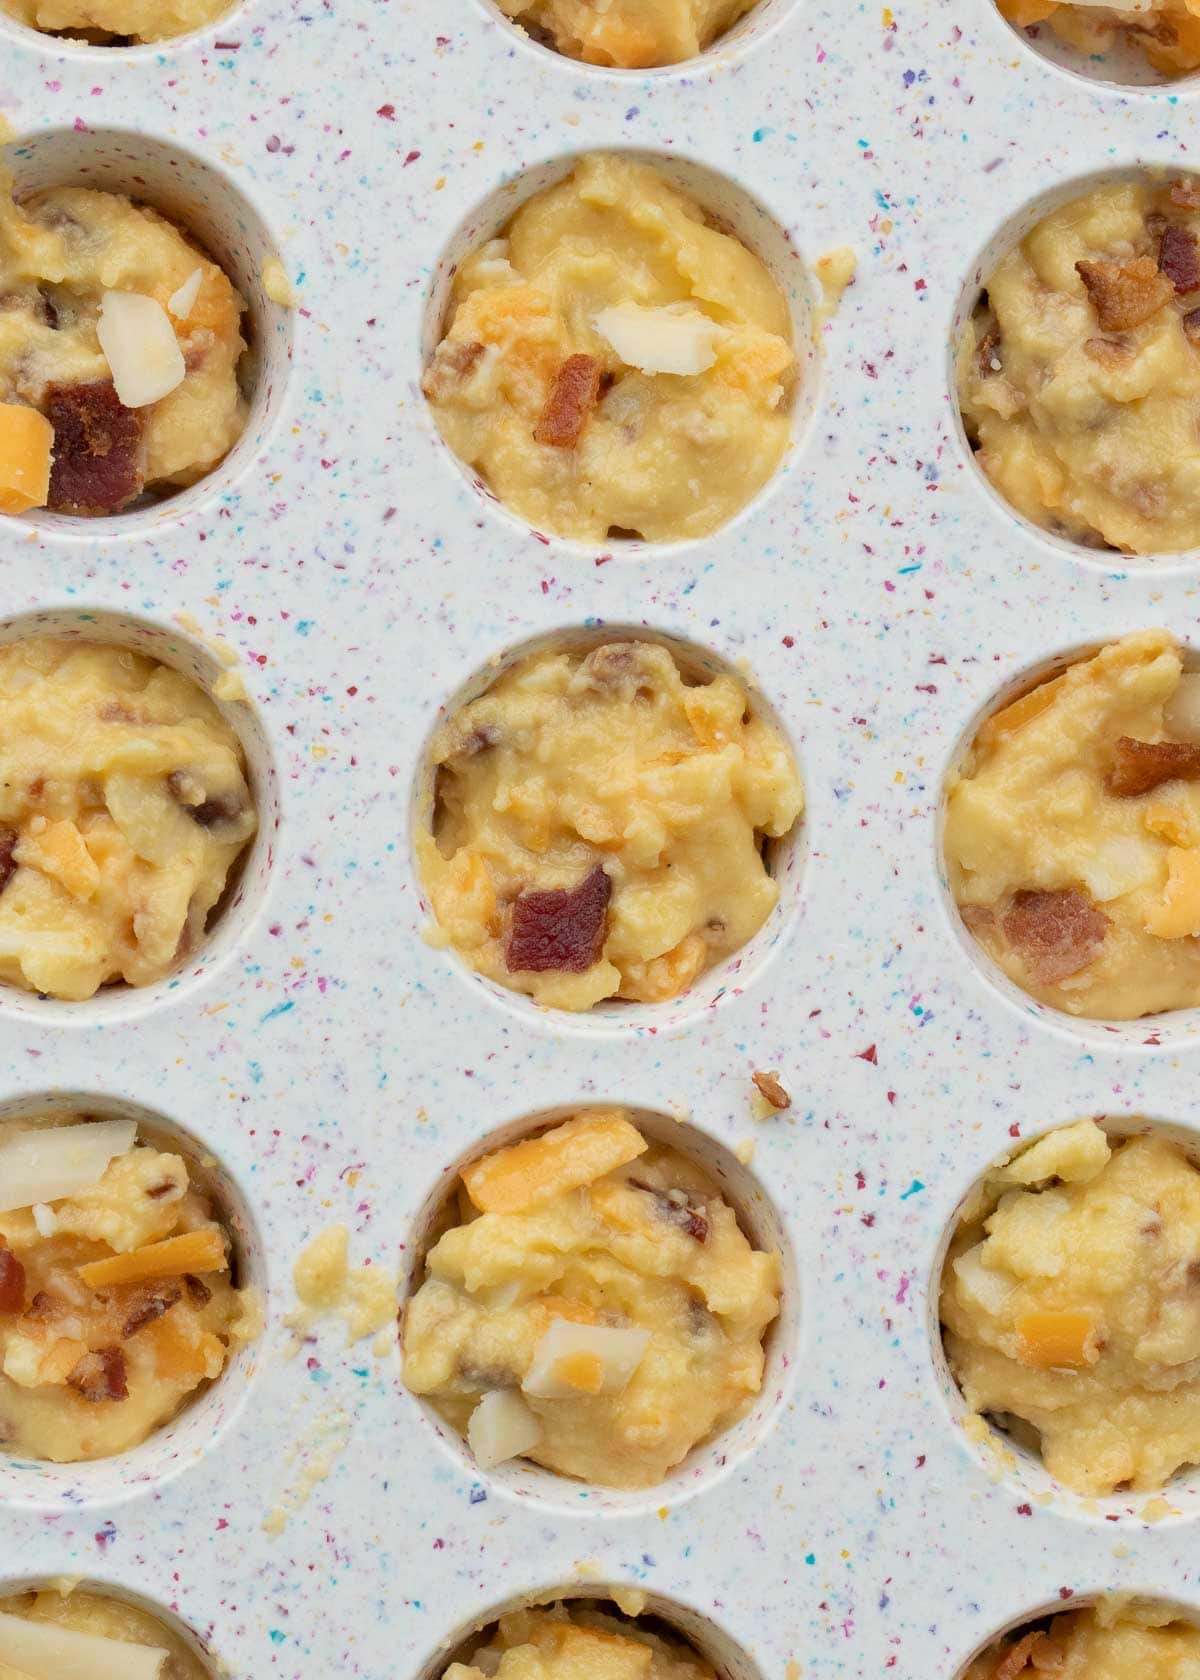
top-left (260, 999), bottom-right (295, 1023)
top-left (899, 1179), bottom-right (925, 1200)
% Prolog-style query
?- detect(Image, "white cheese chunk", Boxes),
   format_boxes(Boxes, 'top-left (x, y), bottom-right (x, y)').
top-left (167, 266), bottom-right (203, 320)
top-left (0, 1119), bottom-right (137, 1213)
top-left (593, 302), bottom-right (724, 377)
top-left (951, 1243), bottom-right (1014, 1316)
top-left (521, 1319), bottom-right (650, 1399)
top-left (97, 291), bottom-right (186, 408)
top-left (467, 1389), bottom-right (542, 1469)
top-left (1166, 673), bottom-right (1200, 743)
top-left (0, 1613), bottom-right (168, 1680)
top-left (31, 1203), bottom-right (57, 1238)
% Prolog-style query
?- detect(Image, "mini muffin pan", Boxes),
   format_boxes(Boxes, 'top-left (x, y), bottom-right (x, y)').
top-left (2, 0), bottom-right (1200, 1674)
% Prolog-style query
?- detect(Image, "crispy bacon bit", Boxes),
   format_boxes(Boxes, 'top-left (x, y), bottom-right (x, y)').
top-left (1159, 224), bottom-right (1200, 295)
top-left (1082, 335), bottom-right (1134, 368)
top-left (752, 1070), bottom-right (791, 1111)
top-left (45, 380), bottom-right (144, 516)
top-left (422, 338), bottom-right (486, 402)
top-left (1106, 735), bottom-right (1200, 796)
top-left (121, 1281), bottom-right (182, 1339)
top-left (66, 1345), bottom-right (128, 1403)
top-left (505, 862), bottom-right (611, 974)
top-left (183, 1272), bottom-right (212, 1306)
top-left (1075, 255), bottom-right (1173, 332)
top-left (166, 771), bottom-right (245, 829)
top-left (458, 724), bottom-right (500, 757)
top-left (1002, 888), bottom-right (1109, 985)
top-left (976, 325), bottom-right (1002, 378)
top-left (628, 1179), bottom-right (709, 1243)
top-left (24, 1291), bottom-right (62, 1321)
top-left (0, 825), bottom-right (17, 896)
top-left (533, 354), bottom-right (602, 449)
top-left (1170, 179), bottom-right (1200, 210)
top-left (0, 1243), bottom-right (25, 1315)
top-left (144, 1180), bottom-right (177, 1200)
top-left (992, 1632), bottom-right (1051, 1680)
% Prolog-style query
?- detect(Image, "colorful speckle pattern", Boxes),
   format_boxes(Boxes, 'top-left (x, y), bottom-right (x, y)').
top-left (0, 0), bottom-right (1199, 1675)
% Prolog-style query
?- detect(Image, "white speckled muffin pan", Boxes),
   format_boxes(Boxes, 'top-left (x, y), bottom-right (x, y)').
top-left (3, 0), bottom-right (1200, 1674)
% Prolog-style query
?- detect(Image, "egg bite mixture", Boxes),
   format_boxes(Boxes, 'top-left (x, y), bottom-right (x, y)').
top-left (423, 152), bottom-right (796, 543)
top-left (944, 630), bottom-right (1200, 1018)
top-left (2, 0), bottom-right (231, 42)
top-left (0, 1113), bottom-right (261, 1463)
top-left (942, 1118), bottom-right (1200, 1496)
top-left (0, 1585), bottom-right (207, 1680)
top-left (0, 170), bottom-right (247, 517)
top-left (0, 637), bottom-right (257, 1001)
top-left (496, 0), bottom-right (755, 67)
top-left (965, 1600), bottom-right (1200, 1680)
top-left (403, 1110), bottom-right (781, 1488)
top-left (444, 1605), bottom-right (716, 1680)
top-left (998, 0), bottom-right (1200, 77)
top-left (418, 639), bottom-right (803, 1011)
top-left (957, 177), bottom-right (1200, 553)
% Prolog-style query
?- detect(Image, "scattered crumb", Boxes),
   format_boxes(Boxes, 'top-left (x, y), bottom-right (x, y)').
top-left (1141, 1495), bottom-right (1177, 1524)
top-left (610, 1588), bottom-right (647, 1618)
top-left (262, 255), bottom-right (297, 308)
top-left (284, 1224), bottom-right (398, 1350)
top-left (0, 117), bottom-right (14, 144)
top-left (734, 1137), bottom-right (755, 1165)
top-left (263, 1405), bottom-right (353, 1535)
top-left (751, 1069), bottom-right (791, 1115)
top-left (815, 246), bottom-right (857, 326)
top-left (785, 1663), bottom-right (802, 1680)
top-left (213, 668), bottom-right (249, 703)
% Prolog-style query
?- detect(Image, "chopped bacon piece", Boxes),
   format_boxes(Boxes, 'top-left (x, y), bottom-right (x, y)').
top-left (121, 1280), bottom-right (182, 1339)
top-left (976, 325), bottom-right (1002, 378)
top-left (1106, 735), bottom-right (1200, 796)
top-left (992, 1632), bottom-right (1051, 1680)
top-left (752, 1070), bottom-right (791, 1110)
top-left (628, 1178), bottom-right (709, 1243)
top-left (1159, 225), bottom-right (1200, 294)
top-left (422, 338), bottom-right (485, 402)
top-left (533, 354), bottom-right (602, 449)
top-left (1170, 179), bottom-right (1200, 210)
top-left (505, 862), bottom-right (611, 974)
top-left (0, 1242), bottom-right (25, 1314)
top-left (1075, 255), bottom-right (1172, 332)
top-left (1002, 888), bottom-right (1109, 984)
top-left (165, 771), bottom-right (245, 829)
top-left (0, 825), bottom-right (16, 895)
top-left (66, 1345), bottom-right (128, 1402)
top-left (183, 1272), bottom-right (212, 1306)
top-left (45, 380), bottom-right (144, 515)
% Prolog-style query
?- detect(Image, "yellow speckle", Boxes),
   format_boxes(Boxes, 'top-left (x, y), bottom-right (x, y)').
top-left (204, 1001), bottom-right (230, 1016)
top-left (346, 1170), bottom-right (360, 1188)
top-left (840, 1549), bottom-right (850, 1559)
top-left (473, 140), bottom-right (484, 151)
top-left (435, 176), bottom-right (446, 190)
top-left (882, 5), bottom-right (893, 22)
top-left (311, 743), bottom-right (329, 760)
top-left (657, 1505), bottom-right (669, 1519)
top-left (290, 956), bottom-right (304, 969)
top-left (785, 1663), bottom-right (802, 1680)
top-left (893, 770), bottom-right (904, 784)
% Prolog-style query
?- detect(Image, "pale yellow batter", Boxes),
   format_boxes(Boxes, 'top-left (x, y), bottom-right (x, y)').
top-left (944, 630), bottom-right (1200, 1019)
top-left (403, 1109), bottom-right (781, 1488)
top-left (964, 1601), bottom-right (1200, 1680)
top-left (419, 639), bottom-right (802, 1011)
top-left (0, 1113), bottom-right (260, 1463)
top-left (0, 172), bottom-right (246, 516)
top-left (0, 1586), bottom-right (208, 1680)
top-left (999, 0), bottom-right (1200, 76)
top-left (423, 153), bottom-right (796, 543)
top-left (0, 638), bottom-right (257, 1001)
top-left (445, 1606), bottom-right (716, 1680)
top-left (942, 1119), bottom-right (1200, 1496)
top-left (497, 0), bottom-right (754, 66)
top-left (957, 177), bottom-right (1200, 553)
top-left (2, 0), bottom-right (230, 41)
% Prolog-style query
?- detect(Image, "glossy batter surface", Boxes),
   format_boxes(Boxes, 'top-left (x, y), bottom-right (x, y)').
top-left (497, 0), bottom-right (754, 66)
top-left (965, 1602), bottom-right (1200, 1680)
top-left (445, 1606), bottom-right (716, 1680)
top-left (943, 1120), bottom-right (1200, 1496)
top-left (424, 153), bottom-right (796, 543)
top-left (0, 174), bottom-right (246, 511)
top-left (945, 630), bottom-right (1200, 1019)
top-left (419, 639), bottom-right (802, 1011)
top-left (999, 0), bottom-right (1200, 77)
top-left (0, 1114), bottom-right (260, 1463)
top-left (403, 1110), bottom-right (781, 1488)
top-left (0, 1587), bottom-right (207, 1680)
top-left (957, 178), bottom-right (1200, 553)
top-left (0, 638), bottom-right (257, 1000)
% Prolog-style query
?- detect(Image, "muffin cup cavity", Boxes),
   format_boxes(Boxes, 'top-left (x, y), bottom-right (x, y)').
top-left (400, 1102), bottom-right (800, 1516)
top-left (419, 1587), bottom-right (768, 1680)
top-left (410, 621), bottom-right (808, 1036)
top-left (952, 1596), bottom-right (1200, 1680)
top-left (0, 126), bottom-right (292, 536)
top-left (0, 604), bottom-right (279, 1026)
top-left (929, 1114), bottom-right (1200, 1526)
top-left (420, 147), bottom-right (820, 560)
top-left (936, 634), bottom-right (1200, 1051)
top-left (0, 1090), bottom-right (268, 1513)
top-left (983, 0), bottom-right (1200, 92)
